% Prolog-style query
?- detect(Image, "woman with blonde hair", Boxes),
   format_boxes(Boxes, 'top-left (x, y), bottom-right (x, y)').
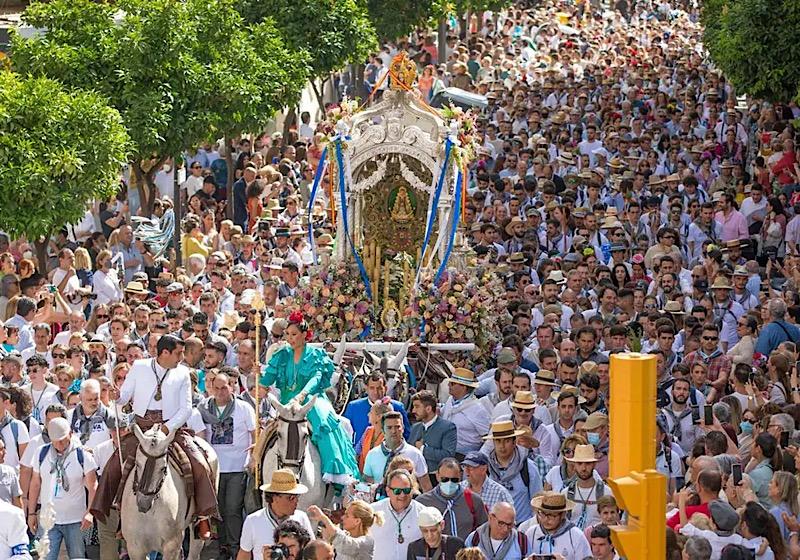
top-left (307, 500), bottom-right (384, 560)
top-left (455, 547), bottom-right (486, 560)
top-left (92, 250), bottom-right (122, 306)
top-left (769, 470), bottom-right (800, 540)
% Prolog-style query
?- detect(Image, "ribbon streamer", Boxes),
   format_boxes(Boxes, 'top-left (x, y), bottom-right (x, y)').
top-left (306, 147), bottom-right (328, 265)
top-left (434, 170), bottom-right (463, 283)
top-left (334, 136), bottom-right (373, 299)
top-left (418, 138), bottom-right (453, 273)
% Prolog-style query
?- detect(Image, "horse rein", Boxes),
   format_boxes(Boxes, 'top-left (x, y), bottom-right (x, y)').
top-left (133, 444), bottom-right (169, 498)
top-left (276, 415), bottom-right (308, 473)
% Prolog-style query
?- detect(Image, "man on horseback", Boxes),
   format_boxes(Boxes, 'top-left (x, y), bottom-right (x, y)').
top-left (90, 335), bottom-right (219, 539)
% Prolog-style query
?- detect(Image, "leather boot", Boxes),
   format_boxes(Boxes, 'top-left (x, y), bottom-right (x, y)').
top-left (197, 518), bottom-right (211, 540)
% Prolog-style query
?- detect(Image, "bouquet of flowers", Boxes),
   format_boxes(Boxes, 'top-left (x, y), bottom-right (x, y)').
top-left (289, 262), bottom-right (373, 341)
top-left (318, 97), bottom-right (361, 140)
top-left (404, 266), bottom-right (510, 362)
top-left (441, 104), bottom-right (479, 167)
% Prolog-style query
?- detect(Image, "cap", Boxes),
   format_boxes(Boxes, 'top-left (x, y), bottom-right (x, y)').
top-left (418, 506), bottom-right (444, 528)
top-left (48, 417), bottom-right (71, 441)
top-left (708, 500), bottom-right (739, 535)
top-left (496, 348), bottom-right (517, 364)
top-left (583, 412), bottom-right (609, 431)
top-left (167, 282), bottom-right (184, 293)
top-left (462, 452), bottom-right (489, 467)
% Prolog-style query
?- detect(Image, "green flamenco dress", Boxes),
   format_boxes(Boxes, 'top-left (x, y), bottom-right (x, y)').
top-left (260, 344), bottom-right (360, 483)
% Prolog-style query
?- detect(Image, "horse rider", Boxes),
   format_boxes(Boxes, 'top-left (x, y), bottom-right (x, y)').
top-left (90, 335), bottom-right (219, 539)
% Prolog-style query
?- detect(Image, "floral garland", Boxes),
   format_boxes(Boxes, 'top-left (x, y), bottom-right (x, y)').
top-left (288, 262), bottom-right (509, 363)
top-left (318, 98), bottom-right (361, 141)
top-left (440, 105), bottom-right (479, 168)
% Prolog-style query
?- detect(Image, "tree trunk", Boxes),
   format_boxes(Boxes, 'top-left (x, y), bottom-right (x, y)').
top-left (283, 106), bottom-right (297, 138)
top-left (225, 135), bottom-right (235, 221)
top-left (310, 78), bottom-right (326, 114)
top-left (33, 237), bottom-right (49, 275)
top-left (353, 63), bottom-right (366, 101)
top-left (437, 19), bottom-right (447, 66)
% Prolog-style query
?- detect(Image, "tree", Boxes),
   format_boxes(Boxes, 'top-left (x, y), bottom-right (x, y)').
top-left (367, 0), bottom-right (430, 40)
top-left (702, 0), bottom-right (800, 102)
top-left (237, 0), bottom-right (377, 111)
top-left (12, 0), bottom-right (308, 214)
top-left (0, 72), bottom-right (129, 266)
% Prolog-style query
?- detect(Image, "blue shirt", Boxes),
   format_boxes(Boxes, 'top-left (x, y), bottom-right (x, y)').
top-left (755, 321), bottom-right (800, 355)
top-left (343, 397), bottom-right (410, 445)
top-left (113, 243), bottom-right (143, 284)
top-left (5, 315), bottom-right (32, 353)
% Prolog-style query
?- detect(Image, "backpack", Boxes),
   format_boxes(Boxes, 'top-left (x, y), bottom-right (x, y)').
top-left (463, 487), bottom-right (484, 532)
top-left (38, 444), bottom-right (85, 470)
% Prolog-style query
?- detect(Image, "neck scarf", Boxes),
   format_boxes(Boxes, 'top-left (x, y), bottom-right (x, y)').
top-left (698, 347), bottom-right (723, 363)
top-left (532, 520), bottom-right (575, 555)
top-left (487, 447), bottom-right (526, 489)
top-left (0, 413), bottom-right (12, 435)
top-left (198, 397), bottom-right (235, 426)
top-left (50, 443), bottom-right (76, 493)
top-left (70, 403), bottom-right (110, 444)
top-left (475, 522), bottom-right (516, 560)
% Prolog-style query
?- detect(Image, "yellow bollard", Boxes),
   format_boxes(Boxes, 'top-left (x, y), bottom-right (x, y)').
top-left (607, 469), bottom-right (667, 560)
top-left (609, 353), bottom-right (657, 479)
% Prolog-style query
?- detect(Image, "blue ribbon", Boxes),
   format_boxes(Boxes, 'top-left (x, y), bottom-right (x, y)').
top-left (334, 138), bottom-right (372, 299)
top-left (306, 146), bottom-right (328, 265)
top-left (434, 170), bottom-right (463, 283)
top-left (418, 138), bottom-right (453, 271)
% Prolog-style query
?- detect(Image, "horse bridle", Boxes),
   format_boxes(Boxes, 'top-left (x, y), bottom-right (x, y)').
top-left (276, 415), bottom-right (308, 474)
top-left (133, 445), bottom-right (169, 498)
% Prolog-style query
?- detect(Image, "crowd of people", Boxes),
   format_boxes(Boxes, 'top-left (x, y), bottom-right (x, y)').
top-left (3, 0), bottom-right (800, 559)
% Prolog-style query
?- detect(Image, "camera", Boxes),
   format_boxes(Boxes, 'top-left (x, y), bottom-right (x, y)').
top-left (270, 543), bottom-right (290, 560)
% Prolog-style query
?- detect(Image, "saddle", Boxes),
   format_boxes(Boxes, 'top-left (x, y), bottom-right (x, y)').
top-left (248, 418), bottom-right (280, 475)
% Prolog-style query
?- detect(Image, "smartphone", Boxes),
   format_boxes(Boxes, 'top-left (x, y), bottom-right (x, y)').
top-left (732, 462), bottom-right (742, 486)
top-left (704, 404), bottom-right (713, 425)
top-left (781, 431), bottom-right (790, 448)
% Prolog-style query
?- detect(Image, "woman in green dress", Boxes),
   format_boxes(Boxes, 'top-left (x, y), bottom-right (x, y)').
top-left (260, 312), bottom-right (360, 484)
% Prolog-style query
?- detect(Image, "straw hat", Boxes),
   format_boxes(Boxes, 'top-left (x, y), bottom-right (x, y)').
top-left (482, 420), bottom-right (526, 440)
top-left (505, 216), bottom-right (526, 236)
top-left (511, 391), bottom-right (536, 409)
top-left (534, 370), bottom-right (558, 387)
top-left (124, 281), bottom-right (149, 295)
top-left (557, 153), bottom-right (576, 166)
top-left (710, 276), bottom-right (733, 290)
top-left (259, 468), bottom-right (309, 494)
top-left (733, 265), bottom-right (748, 277)
top-left (531, 491), bottom-right (576, 513)
top-left (662, 301), bottom-right (685, 315)
top-left (583, 412), bottom-right (609, 431)
top-left (566, 444), bottom-right (599, 463)
top-left (546, 270), bottom-right (567, 285)
top-left (450, 368), bottom-right (480, 388)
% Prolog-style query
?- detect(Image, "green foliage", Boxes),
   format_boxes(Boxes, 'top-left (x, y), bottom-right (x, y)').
top-left (238, 0), bottom-right (376, 78)
top-left (702, 0), bottom-right (800, 102)
top-left (0, 72), bottom-right (129, 240)
top-left (13, 0), bottom-right (308, 177)
top-left (367, 0), bottom-right (430, 40)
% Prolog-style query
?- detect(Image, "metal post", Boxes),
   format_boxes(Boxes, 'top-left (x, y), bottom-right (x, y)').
top-left (173, 155), bottom-right (182, 267)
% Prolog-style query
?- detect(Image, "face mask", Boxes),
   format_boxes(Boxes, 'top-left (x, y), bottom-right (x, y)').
top-left (587, 432), bottom-right (601, 446)
top-left (740, 421), bottom-right (753, 434)
top-left (439, 481), bottom-right (459, 497)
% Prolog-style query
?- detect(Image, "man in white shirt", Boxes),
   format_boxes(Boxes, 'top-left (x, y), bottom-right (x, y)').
top-left (20, 325), bottom-right (54, 369)
top-left (50, 249), bottom-right (87, 314)
top-left (201, 369), bottom-right (255, 559)
top-left (239, 469), bottom-right (314, 560)
top-left (0, 388), bottom-right (29, 470)
top-left (27, 417), bottom-right (97, 560)
top-left (91, 335), bottom-right (217, 539)
top-left (440, 369), bottom-right (492, 458)
top-left (23, 356), bottom-right (58, 425)
top-left (52, 312), bottom-right (87, 347)
top-left (0, 499), bottom-right (30, 560)
top-left (371, 469), bottom-right (426, 560)
top-left (363, 411), bottom-right (430, 490)
top-left (67, 379), bottom-right (114, 451)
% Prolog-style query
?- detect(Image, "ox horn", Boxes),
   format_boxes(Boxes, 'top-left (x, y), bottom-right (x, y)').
top-left (298, 395), bottom-right (317, 416)
top-left (389, 340), bottom-right (411, 371)
top-left (333, 333), bottom-right (347, 366)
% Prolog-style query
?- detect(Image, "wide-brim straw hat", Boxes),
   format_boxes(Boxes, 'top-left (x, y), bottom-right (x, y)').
top-left (510, 391), bottom-right (536, 409)
top-left (566, 444), bottom-right (599, 463)
top-left (259, 468), bottom-right (309, 494)
top-left (531, 491), bottom-right (576, 512)
top-left (482, 420), bottom-right (526, 440)
top-left (450, 367), bottom-right (480, 388)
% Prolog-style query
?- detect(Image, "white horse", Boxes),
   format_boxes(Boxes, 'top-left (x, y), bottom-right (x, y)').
top-left (122, 424), bottom-right (219, 560)
top-left (261, 394), bottom-right (327, 510)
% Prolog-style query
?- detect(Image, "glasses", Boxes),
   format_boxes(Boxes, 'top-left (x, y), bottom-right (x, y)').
top-left (96, 314), bottom-right (110, 320)
top-left (491, 515), bottom-right (515, 528)
top-left (191, 165), bottom-right (202, 170)
top-left (512, 407), bottom-right (533, 414)
top-left (52, 353), bottom-right (66, 359)
top-left (439, 477), bottom-right (460, 484)
top-left (389, 487), bottom-right (413, 495)
top-left (702, 336), bottom-right (719, 341)
top-left (562, 448), bottom-right (575, 456)
top-left (271, 332), bottom-right (283, 339)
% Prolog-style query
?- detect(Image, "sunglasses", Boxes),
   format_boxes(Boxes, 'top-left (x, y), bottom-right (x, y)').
top-left (96, 314), bottom-right (110, 320)
top-left (52, 353), bottom-right (66, 359)
top-left (702, 336), bottom-right (719, 341)
top-left (271, 332), bottom-right (284, 339)
top-left (389, 487), bottom-right (413, 495)
top-left (439, 477), bottom-right (460, 484)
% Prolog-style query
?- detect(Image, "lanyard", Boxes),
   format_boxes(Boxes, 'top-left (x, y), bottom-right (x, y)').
top-left (389, 505), bottom-right (412, 543)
